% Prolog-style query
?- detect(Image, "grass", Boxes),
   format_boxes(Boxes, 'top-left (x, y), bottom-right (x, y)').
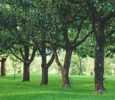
top-left (0, 74), bottom-right (115, 100)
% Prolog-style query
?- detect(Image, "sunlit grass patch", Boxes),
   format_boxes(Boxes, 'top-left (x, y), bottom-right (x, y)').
top-left (0, 75), bottom-right (115, 100)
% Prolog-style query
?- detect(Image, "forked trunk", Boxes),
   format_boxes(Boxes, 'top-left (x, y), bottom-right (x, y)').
top-left (23, 62), bottom-right (30, 81)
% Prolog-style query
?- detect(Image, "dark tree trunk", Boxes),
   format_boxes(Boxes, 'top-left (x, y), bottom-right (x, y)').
top-left (94, 28), bottom-right (105, 93)
top-left (1, 58), bottom-right (6, 76)
top-left (62, 49), bottom-right (73, 87)
top-left (61, 68), bottom-right (70, 87)
top-left (40, 50), bottom-right (48, 85)
top-left (40, 52), bottom-right (54, 85)
top-left (40, 65), bottom-right (48, 85)
top-left (23, 62), bottom-right (30, 81)
top-left (40, 32), bottom-right (49, 85)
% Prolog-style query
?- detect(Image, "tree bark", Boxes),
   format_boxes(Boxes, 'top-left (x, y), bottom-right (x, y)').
top-left (40, 65), bottom-right (48, 85)
top-left (61, 68), bottom-right (71, 87)
top-left (39, 30), bottom-right (49, 85)
top-left (40, 51), bottom-right (48, 85)
top-left (94, 29), bottom-right (105, 93)
top-left (62, 49), bottom-right (73, 87)
top-left (1, 58), bottom-right (6, 77)
top-left (23, 62), bottom-right (30, 81)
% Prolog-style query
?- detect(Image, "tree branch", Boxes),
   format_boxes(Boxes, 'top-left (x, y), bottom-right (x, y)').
top-left (103, 11), bottom-right (115, 23)
top-left (73, 31), bottom-right (91, 48)
top-left (52, 48), bottom-right (63, 71)
top-left (62, 26), bottom-right (70, 45)
top-left (86, 0), bottom-right (101, 20)
top-left (10, 48), bottom-right (23, 62)
top-left (47, 52), bottom-right (55, 68)
top-left (19, 47), bottom-right (24, 59)
top-left (29, 46), bottom-right (37, 62)
top-left (74, 18), bottom-right (85, 43)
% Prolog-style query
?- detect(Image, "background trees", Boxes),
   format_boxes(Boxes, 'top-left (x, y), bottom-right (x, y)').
top-left (0, 0), bottom-right (114, 94)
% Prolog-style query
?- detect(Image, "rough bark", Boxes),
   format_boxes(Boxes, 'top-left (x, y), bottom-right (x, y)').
top-left (61, 68), bottom-right (71, 87)
top-left (1, 58), bottom-right (6, 76)
top-left (62, 49), bottom-right (73, 87)
top-left (94, 28), bottom-right (105, 93)
top-left (23, 62), bottom-right (30, 81)
top-left (40, 65), bottom-right (48, 85)
top-left (40, 33), bottom-right (49, 85)
top-left (40, 52), bottom-right (48, 85)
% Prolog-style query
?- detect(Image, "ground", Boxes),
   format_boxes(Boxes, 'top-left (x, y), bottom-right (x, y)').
top-left (0, 75), bottom-right (115, 100)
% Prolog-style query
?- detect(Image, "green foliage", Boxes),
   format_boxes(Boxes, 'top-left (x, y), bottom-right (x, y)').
top-left (0, 0), bottom-right (115, 84)
top-left (74, 36), bottom-right (95, 58)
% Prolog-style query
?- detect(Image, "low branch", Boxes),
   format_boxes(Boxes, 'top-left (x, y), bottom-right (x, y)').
top-left (73, 31), bottom-right (91, 48)
top-left (53, 48), bottom-right (63, 71)
top-left (47, 52), bottom-right (55, 68)
top-left (10, 48), bottom-right (23, 62)
top-left (19, 47), bottom-right (24, 59)
top-left (74, 18), bottom-right (85, 43)
top-left (29, 47), bottom-right (37, 62)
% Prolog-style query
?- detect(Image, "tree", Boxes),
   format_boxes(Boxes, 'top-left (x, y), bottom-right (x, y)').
top-left (0, 57), bottom-right (7, 76)
top-left (0, 0), bottom-right (37, 81)
top-left (50, 0), bottom-right (92, 87)
top-left (86, 0), bottom-right (115, 93)
top-left (30, 1), bottom-right (55, 85)
top-left (0, 5), bottom-right (11, 76)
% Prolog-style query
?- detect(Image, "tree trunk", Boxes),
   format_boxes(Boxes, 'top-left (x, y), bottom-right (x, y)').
top-left (94, 31), bottom-right (105, 93)
top-left (40, 65), bottom-right (48, 85)
top-left (62, 49), bottom-right (73, 87)
top-left (78, 56), bottom-right (82, 75)
top-left (40, 52), bottom-right (48, 85)
top-left (40, 32), bottom-right (49, 85)
top-left (40, 53), bottom-right (54, 85)
top-left (23, 62), bottom-right (30, 81)
top-left (1, 58), bottom-right (6, 77)
top-left (61, 68), bottom-right (71, 87)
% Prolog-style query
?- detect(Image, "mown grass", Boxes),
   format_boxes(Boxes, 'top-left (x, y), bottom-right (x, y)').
top-left (0, 74), bottom-right (115, 100)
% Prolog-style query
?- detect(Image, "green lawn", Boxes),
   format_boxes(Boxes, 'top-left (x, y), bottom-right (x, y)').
top-left (0, 75), bottom-right (115, 100)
